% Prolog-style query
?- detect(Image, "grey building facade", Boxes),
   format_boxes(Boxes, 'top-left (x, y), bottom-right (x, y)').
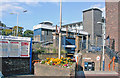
top-left (83, 8), bottom-right (102, 46)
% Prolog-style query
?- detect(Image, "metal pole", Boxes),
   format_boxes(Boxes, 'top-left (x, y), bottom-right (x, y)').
top-left (103, 23), bottom-right (105, 71)
top-left (30, 38), bottom-right (32, 73)
top-left (17, 13), bottom-right (18, 36)
top-left (58, 0), bottom-right (62, 59)
top-left (86, 35), bottom-right (89, 53)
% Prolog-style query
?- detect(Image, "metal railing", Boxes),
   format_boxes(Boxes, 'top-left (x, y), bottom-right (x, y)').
top-left (105, 46), bottom-right (119, 63)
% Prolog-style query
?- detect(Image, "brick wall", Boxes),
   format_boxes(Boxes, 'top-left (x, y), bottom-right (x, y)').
top-left (106, 2), bottom-right (120, 52)
top-left (1, 57), bottom-right (30, 76)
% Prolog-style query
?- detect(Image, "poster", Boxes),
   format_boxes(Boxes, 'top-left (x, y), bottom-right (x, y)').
top-left (0, 40), bottom-right (8, 57)
top-left (21, 42), bottom-right (29, 57)
top-left (9, 41), bottom-right (20, 57)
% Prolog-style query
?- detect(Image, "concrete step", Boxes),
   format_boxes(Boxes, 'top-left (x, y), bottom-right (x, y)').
top-left (76, 71), bottom-right (119, 78)
top-left (5, 74), bottom-right (34, 78)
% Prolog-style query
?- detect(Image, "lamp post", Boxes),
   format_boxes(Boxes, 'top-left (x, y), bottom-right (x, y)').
top-left (97, 21), bottom-right (106, 71)
top-left (10, 10), bottom-right (27, 36)
top-left (58, 0), bottom-right (62, 59)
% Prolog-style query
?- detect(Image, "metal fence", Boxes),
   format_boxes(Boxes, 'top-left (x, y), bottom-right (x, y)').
top-left (80, 39), bottom-right (102, 52)
top-left (105, 46), bottom-right (119, 63)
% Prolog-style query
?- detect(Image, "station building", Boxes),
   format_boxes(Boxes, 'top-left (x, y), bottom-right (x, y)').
top-left (33, 21), bottom-right (88, 42)
top-left (33, 8), bottom-right (103, 52)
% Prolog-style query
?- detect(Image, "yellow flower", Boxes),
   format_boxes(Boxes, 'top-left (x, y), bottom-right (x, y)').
top-left (57, 61), bottom-right (60, 64)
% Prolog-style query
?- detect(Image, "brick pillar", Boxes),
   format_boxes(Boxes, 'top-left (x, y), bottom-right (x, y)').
top-left (53, 32), bottom-right (59, 51)
top-left (66, 26), bottom-right (68, 37)
top-left (75, 36), bottom-right (82, 52)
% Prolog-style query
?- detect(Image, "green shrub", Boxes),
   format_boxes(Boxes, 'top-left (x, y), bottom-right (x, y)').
top-left (61, 50), bottom-right (67, 54)
top-left (53, 48), bottom-right (56, 53)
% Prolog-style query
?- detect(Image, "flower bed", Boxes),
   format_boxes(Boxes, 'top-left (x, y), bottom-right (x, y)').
top-left (40, 57), bottom-right (76, 68)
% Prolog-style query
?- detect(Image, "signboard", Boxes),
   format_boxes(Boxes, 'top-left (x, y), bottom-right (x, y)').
top-left (0, 35), bottom-right (31, 41)
top-left (96, 56), bottom-right (100, 61)
top-left (0, 40), bottom-right (9, 57)
top-left (21, 42), bottom-right (29, 57)
top-left (9, 41), bottom-right (20, 57)
top-left (0, 35), bottom-right (31, 57)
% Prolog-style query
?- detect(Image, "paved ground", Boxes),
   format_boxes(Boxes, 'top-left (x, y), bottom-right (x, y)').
top-left (76, 71), bottom-right (119, 78)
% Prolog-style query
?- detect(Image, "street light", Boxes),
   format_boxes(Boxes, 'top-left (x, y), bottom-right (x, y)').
top-left (58, 0), bottom-right (62, 59)
top-left (10, 10), bottom-right (27, 36)
top-left (97, 21), bottom-right (106, 71)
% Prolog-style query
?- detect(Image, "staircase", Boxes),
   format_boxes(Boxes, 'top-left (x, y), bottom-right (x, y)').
top-left (66, 38), bottom-right (75, 45)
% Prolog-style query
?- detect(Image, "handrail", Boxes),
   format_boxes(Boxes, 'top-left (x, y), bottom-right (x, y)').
top-left (32, 60), bottom-right (41, 64)
top-left (108, 56), bottom-right (116, 71)
top-left (106, 46), bottom-right (119, 63)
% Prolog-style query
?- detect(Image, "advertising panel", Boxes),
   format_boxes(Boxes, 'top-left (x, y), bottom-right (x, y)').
top-left (0, 35), bottom-right (31, 57)
top-left (0, 40), bottom-right (9, 57)
top-left (9, 41), bottom-right (20, 57)
top-left (21, 42), bottom-right (30, 57)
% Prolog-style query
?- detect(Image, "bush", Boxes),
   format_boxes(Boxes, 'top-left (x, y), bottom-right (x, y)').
top-left (53, 48), bottom-right (56, 53)
top-left (61, 50), bottom-right (67, 54)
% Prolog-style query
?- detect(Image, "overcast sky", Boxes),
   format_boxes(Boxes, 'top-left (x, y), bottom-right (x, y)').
top-left (0, 1), bottom-right (105, 31)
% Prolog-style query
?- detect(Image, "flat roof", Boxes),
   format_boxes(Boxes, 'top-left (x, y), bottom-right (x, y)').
top-left (33, 24), bottom-right (88, 35)
top-left (62, 21), bottom-right (83, 27)
top-left (83, 8), bottom-right (102, 13)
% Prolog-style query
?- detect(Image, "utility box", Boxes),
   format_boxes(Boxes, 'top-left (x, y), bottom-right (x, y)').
top-left (84, 62), bottom-right (95, 71)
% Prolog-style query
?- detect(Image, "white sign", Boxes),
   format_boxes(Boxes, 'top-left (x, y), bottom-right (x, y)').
top-left (0, 35), bottom-right (31, 41)
top-left (9, 41), bottom-right (20, 57)
top-left (96, 56), bottom-right (100, 61)
top-left (0, 40), bottom-right (9, 57)
top-left (83, 57), bottom-right (91, 60)
top-left (21, 42), bottom-right (30, 57)
top-left (0, 35), bottom-right (31, 57)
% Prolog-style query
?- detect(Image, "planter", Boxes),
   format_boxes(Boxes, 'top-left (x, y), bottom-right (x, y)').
top-left (34, 62), bottom-right (76, 76)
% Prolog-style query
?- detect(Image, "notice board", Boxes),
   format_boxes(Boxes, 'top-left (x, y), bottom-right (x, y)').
top-left (0, 40), bottom-right (9, 57)
top-left (0, 35), bottom-right (31, 57)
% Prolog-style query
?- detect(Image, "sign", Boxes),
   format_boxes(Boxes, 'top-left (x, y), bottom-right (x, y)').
top-left (0, 40), bottom-right (8, 57)
top-left (0, 35), bottom-right (31, 41)
top-left (83, 57), bottom-right (91, 60)
top-left (21, 42), bottom-right (29, 57)
top-left (0, 35), bottom-right (31, 57)
top-left (9, 41), bottom-right (20, 57)
top-left (96, 56), bottom-right (100, 61)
